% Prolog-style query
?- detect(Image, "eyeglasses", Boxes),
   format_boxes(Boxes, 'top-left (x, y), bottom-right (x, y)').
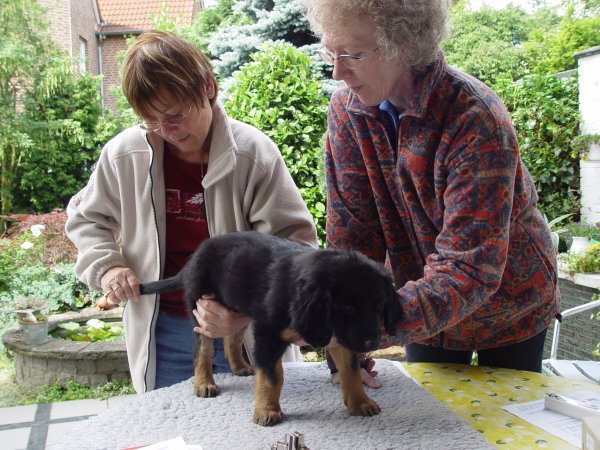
top-left (316, 47), bottom-right (379, 70)
top-left (139, 106), bottom-right (193, 132)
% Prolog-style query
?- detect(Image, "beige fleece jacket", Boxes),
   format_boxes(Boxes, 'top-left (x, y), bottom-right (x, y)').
top-left (66, 103), bottom-right (318, 393)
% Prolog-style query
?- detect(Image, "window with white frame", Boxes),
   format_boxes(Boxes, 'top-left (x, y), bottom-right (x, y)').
top-left (79, 38), bottom-right (87, 74)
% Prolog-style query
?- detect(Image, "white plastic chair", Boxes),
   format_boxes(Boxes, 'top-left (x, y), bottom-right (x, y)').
top-left (542, 299), bottom-right (600, 384)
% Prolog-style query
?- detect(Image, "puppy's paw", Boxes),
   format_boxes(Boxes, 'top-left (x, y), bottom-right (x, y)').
top-left (347, 397), bottom-right (381, 417)
top-left (194, 383), bottom-right (220, 398)
top-left (252, 407), bottom-right (283, 426)
top-left (233, 363), bottom-right (254, 377)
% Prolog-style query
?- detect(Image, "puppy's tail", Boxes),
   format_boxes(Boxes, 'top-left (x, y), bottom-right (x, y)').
top-left (139, 274), bottom-right (184, 295)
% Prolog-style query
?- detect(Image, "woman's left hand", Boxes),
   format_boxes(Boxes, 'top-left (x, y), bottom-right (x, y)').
top-left (331, 356), bottom-right (382, 389)
top-left (193, 294), bottom-right (252, 338)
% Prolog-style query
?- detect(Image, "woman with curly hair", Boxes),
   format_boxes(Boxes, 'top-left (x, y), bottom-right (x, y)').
top-left (303, 0), bottom-right (559, 385)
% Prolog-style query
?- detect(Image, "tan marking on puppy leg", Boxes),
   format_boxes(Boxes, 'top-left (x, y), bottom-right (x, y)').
top-left (252, 359), bottom-right (284, 426)
top-left (224, 327), bottom-right (253, 376)
top-left (329, 346), bottom-right (380, 416)
top-left (194, 334), bottom-right (219, 397)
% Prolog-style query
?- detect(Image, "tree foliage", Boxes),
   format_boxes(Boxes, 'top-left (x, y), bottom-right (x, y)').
top-left (0, 0), bottom-right (115, 224)
top-left (14, 73), bottom-right (117, 212)
top-left (523, 5), bottom-right (600, 74)
top-left (496, 74), bottom-right (580, 218)
top-left (199, 0), bottom-right (317, 80)
top-left (225, 42), bottom-right (328, 243)
top-left (443, 5), bottom-right (533, 86)
top-left (0, 0), bottom-right (59, 229)
top-left (444, 0), bottom-right (600, 219)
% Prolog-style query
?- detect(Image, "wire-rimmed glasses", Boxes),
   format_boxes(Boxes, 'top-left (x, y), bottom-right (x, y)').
top-left (316, 47), bottom-right (379, 69)
top-left (139, 106), bottom-right (193, 132)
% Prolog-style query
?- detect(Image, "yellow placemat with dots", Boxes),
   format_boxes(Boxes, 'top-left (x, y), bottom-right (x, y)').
top-left (402, 362), bottom-right (600, 449)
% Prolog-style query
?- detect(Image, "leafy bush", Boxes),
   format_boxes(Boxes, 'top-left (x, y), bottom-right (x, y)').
top-left (225, 41), bottom-right (328, 244)
top-left (563, 242), bottom-right (600, 275)
top-left (0, 213), bottom-right (100, 348)
top-left (495, 73), bottom-right (580, 220)
top-left (444, 5), bottom-right (533, 87)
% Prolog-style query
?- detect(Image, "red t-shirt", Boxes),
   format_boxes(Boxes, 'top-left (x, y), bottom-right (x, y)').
top-left (160, 149), bottom-right (209, 317)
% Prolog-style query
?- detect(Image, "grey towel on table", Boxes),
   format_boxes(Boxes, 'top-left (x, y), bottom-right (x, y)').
top-left (51, 359), bottom-right (494, 450)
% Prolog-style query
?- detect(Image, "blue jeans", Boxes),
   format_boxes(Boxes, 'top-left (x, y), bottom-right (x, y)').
top-left (154, 311), bottom-right (230, 389)
top-left (406, 329), bottom-right (548, 373)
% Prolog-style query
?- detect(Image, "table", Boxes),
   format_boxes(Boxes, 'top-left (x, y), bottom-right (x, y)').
top-left (53, 359), bottom-right (494, 450)
top-left (402, 362), bottom-right (600, 449)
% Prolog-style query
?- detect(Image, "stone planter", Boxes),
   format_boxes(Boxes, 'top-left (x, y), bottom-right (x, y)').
top-left (2, 307), bottom-right (129, 389)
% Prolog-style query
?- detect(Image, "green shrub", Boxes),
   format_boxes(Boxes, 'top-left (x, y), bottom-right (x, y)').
top-left (563, 243), bottom-right (600, 275)
top-left (225, 41), bottom-right (329, 244)
top-left (0, 215), bottom-right (101, 349)
top-left (496, 73), bottom-right (580, 219)
top-left (0, 231), bottom-right (41, 292)
top-left (13, 73), bottom-right (118, 213)
top-left (22, 379), bottom-right (134, 405)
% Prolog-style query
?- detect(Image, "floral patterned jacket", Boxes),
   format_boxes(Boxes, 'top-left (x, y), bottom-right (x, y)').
top-left (325, 53), bottom-right (560, 350)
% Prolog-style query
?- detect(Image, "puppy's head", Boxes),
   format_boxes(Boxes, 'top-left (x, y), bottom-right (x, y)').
top-left (328, 250), bottom-right (402, 353)
top-left (289, 252), bottom-right (334, 348)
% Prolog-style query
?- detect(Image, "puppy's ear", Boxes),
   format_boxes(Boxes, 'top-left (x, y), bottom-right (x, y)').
top-left (289, 278), bottom-right (333, 348)
top-left (383, 284), bottom-right (403, 335)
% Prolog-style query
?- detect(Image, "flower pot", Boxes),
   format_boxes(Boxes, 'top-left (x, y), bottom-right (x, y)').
top-left (20, 320), bottom-right (48, 345)
top-left (16, 308), bottom-right (48, 345)
top-left (570, 236), bottom-right (590, 255)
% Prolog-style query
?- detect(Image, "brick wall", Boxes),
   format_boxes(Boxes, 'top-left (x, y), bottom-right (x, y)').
top-left (38, 0), bottom-right (100, 76)
top-left (69, 0), bottom-right (100, 76)
top-left (543, 278), bottom-right (600, 361)
top-left (38, 0), bottom-right (71, 53)
top-left (100, 35), bottom-right (131, 112)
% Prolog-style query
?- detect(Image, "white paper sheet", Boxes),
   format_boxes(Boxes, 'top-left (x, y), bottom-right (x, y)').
top-left (503, 390), bottom-right (600, 448)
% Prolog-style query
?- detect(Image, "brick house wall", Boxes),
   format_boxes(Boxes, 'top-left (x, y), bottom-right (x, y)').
top-left (69, 0), bottom-right (100, 76)
top-left (100, 35), bottom-right (131, 112)
top-left (543, 278), bottom-right (600, 361)
top-left (40, 0), bottom-right (201, 113)
top-left (38, 0), bottom-right (100, 76)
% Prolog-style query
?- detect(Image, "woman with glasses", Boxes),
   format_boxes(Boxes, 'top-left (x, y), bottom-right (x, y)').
top-left (66, 30), bottom-right (317, 393)
top-left (303, 0), bottom-right (559, 385)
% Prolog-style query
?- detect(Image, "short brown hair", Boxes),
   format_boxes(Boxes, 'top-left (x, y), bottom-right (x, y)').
top-left (122, 30), bottom-right (218, 118)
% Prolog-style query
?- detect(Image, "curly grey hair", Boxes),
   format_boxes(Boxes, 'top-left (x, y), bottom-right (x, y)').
top-left (302, 0), bottom-right (451, 72)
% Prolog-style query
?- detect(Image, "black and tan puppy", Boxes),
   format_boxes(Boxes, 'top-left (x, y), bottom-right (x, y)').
top-left (140, 231), bottom-right (402, 426)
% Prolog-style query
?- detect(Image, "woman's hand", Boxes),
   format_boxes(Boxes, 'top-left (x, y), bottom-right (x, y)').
top-left (193, 294), bottom-right (252, 338)
top-left (100, 267), bottom-right (141, 307)
top-left (328, 344), bottom-right (382, 389)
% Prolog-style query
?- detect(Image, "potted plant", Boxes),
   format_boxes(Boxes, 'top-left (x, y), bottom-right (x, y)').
top-left (14, 297), bottom-right (48, 345)
top-left (547, 213), bottom-right (574, 251)
top-left (563, 242), bottom-right (600, 276)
